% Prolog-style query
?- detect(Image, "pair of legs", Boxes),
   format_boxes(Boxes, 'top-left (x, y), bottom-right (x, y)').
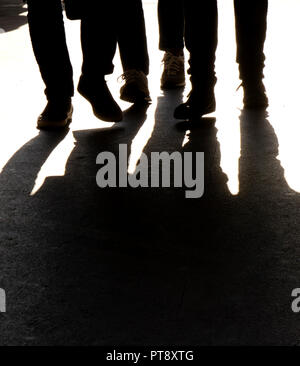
top-left (27, 0), bottom-right (150, 128)
top-left (158, 0), bottom-right (268, 118)
top-left (80, 0), bottom-right (150, 105)
top-left (184, 0), bottom-right (268, 88)
top-left (175, 0), bottom-right (269, 119)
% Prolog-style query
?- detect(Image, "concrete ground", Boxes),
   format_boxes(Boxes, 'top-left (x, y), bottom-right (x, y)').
top-left (1, 0), bottom-right (300, 346)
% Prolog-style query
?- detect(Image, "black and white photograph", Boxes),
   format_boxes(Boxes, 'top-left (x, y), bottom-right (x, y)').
top-left (0, 0), bottom-right (300, 355)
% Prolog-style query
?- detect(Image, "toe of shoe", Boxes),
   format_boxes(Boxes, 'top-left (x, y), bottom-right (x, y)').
top-left (37, 118), bottom-right (70, 130)
top-left (93, 107), bottom-right (123, 122)
top-left (37, 107), bottom-right (73, 130)
top-left (120, 85), bottom-right (150, 104)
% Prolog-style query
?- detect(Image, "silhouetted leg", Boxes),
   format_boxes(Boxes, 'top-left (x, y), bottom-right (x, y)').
top-left (158, 0), bottom-right (186, 89)
top-left (27, 0), bottom-right (74, 100)
top-left (80, 10), bottom-right (117, 82)
top-left (174, 0), bottom-right (218, 120)
top-left (184, 0), bottom-right (218, 90)
top-left (78, 7), bottom-right (122, 122)
top-left (158, 0), bottom-right (184, 53)
top-left (115, 0), bottom-right (150, 103)
top-left (116, 0), bottom-right (149, 75)
top-left (234, 0), bottom-right (268, 108)
top-left (234, 0), bottom-right (268, 81)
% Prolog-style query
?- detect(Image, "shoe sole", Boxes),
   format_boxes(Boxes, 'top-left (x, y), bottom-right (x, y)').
top-left (92, 107), bottom-right (123, 122)
top-left (37, 106), bottom-right (73, 130)
top-left (78, 85), bottom-right (123, 122)
top-left (120, 91), bottom-right (152, 104)
top-left (243, 101), bottom-right (269, 110)
top-left (174, 102), bottom-right (216, 120)
top-left (161, 81), bottom-right (186, 90)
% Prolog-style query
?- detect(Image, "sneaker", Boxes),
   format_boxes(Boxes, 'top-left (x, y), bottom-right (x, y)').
top-left (242, 80), bottom-right (268, 110)
top-left (37, 98), bottom-right (73, 130)
top-left (78, 76), bottom-right (123, 122)
top-left (119, 69), bottom-right (151, 104)
top-left (161, 51), bottom-right (185, 89)
top-left (174, 89), bottom-right (216, 120)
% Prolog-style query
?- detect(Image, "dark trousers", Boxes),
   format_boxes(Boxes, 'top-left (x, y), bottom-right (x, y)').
top-left (234, 0), bottom-right (268, 81)
top-left (27, 0), bottom-right (149, 99)
top-left (184, 0), bottom-right (268, 87)
top-left (81, 0), bottom-right (149, 83)
top-left (158, 0), bottom-right (184, 51)
top-left (27, 0), bottom-right (74, 100)
top-left (184, 0), bottom-right (218, 88)
top-left (80, 2), bottom-right (117, 83)
top-left (118, 0), bottom-right (149, 75)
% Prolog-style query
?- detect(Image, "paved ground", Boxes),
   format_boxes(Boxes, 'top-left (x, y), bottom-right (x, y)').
top-left (1, 0), bottom-right (300, 346)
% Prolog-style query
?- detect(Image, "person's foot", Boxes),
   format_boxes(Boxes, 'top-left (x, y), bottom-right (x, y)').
top-left (120, 69), bottom-right (151, 104)
top-left (78, 76), bottom-right (123, 122)
top-left (174, 89), bottom-right (216, 120)
top-left (242, 80), bottom-right (268, 110)
top-left (37, 98), bottom-right (73, 130)
top-left (161, 51), bottom-right (185, 89)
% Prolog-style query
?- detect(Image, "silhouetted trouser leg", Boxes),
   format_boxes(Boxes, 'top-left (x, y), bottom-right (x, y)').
top-left (78, 4), bottom-right (123, 122)
top-left (173, 1), bottom-right (217, 119)
top-left (234, 0), bottom-right (268, 83)
top-left (183, 0), bottom-right (218, 90)
top-left (116, 0), bottom-right (149, 75)
top-left (80, 5), bottom-right (117, 83)
top-left (158, 0), bottom-right (184, 52)
top-left (27, 0), bottom-right (74, 100)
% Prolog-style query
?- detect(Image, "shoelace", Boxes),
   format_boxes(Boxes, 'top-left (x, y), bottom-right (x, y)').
top-left (236, 81), bottom-right (266, 94)
top-left (236, 82), bottom-right (243, 91)
top-left (118, 70), bottom-right (142, 84)
top-left (162, 54), bottom-right (183, 75)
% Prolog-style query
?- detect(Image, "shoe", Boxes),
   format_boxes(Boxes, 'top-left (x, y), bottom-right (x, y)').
top-left (119, 69), bottom-right (151, 104)
top-left (174, 89), bottom-right (216, 120)
top-left (78, 76), bottom-right (123, 122)
top-left (161, 51), bottom-right (185, 89)
top-left (37, 99), bottom-right (73, 130)
top-left (242, 80), bottom-right (268, 109)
